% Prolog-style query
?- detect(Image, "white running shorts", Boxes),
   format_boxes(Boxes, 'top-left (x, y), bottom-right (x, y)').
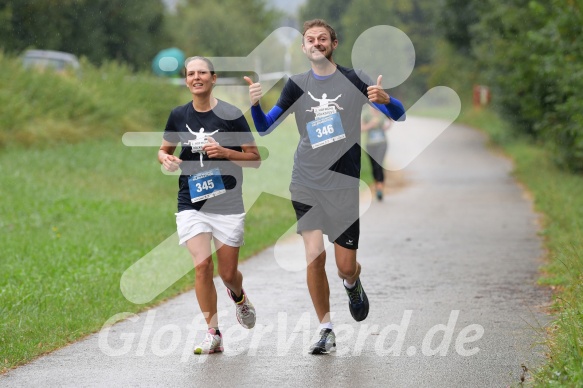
top-left (176, 210), bottom-right (245, 247)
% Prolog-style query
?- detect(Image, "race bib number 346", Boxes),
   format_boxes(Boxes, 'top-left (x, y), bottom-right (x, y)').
top-left (306, 112), bottom-right (346, 149)
top-left (188, 168), bottom-right (226, 203)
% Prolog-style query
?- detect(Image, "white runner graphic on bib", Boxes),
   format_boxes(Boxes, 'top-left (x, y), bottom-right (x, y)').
top-left (306, 92), bottom-right (346, 149)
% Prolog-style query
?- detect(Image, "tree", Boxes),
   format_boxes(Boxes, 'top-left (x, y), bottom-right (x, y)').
top-left (0, 0), bottom-right (168, 70)
top-left (168, 0), bottom-right (280, 58)
top-left (461, 0), bottom-right (583, 171)
top-left (438, 0), bottom-right (481, 56)
top-left (340, 0), bottom-right (439, 101)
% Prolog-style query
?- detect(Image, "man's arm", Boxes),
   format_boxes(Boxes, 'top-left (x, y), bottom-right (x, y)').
top-left (373, 98), bottom-right (406, 122)
top-left (367, 74), bottom-right (406, 121)
top-left (250, 104), bottom-right (284, 135)
top-left (244, 76), bottom-right (299, 136)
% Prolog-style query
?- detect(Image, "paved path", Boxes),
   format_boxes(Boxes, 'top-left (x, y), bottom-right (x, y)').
top-left (0, 118), bottom-right (550, 387)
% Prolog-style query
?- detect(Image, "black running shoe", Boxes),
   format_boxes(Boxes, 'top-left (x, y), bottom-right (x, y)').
top-left (345, 278), bottom-right (369, 322)
top-left (309, 328), bottom-right (337, 354)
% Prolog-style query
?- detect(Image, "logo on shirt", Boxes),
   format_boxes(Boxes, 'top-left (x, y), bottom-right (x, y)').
top-left (306, 91), bottom-right (344, 119)
top-left (183, 124), bottom-right (219, 167)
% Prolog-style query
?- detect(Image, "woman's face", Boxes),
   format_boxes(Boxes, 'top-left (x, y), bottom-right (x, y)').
top-left (185, 59), bottom-right (216, 96)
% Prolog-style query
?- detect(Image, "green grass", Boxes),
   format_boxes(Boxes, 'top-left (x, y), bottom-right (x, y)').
top-left (458, 103), bottom-right (583, 386)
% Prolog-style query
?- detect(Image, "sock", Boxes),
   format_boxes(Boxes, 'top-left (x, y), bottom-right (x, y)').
top-left (319, 322), bottom-right (333, 331)
top-left (211, 327), bottom-right (221, 336)
top-left (344, 279), bottom-right (356, 289)
top-left (230, 289), bottom-right (244, 303)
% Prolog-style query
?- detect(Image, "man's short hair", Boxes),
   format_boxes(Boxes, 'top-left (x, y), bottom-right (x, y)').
top-left (302, 19), bottom-right (337, 42)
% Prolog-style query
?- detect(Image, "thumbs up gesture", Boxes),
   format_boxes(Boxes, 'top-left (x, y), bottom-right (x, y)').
top-left (367, 75), bottom-right (391, 105)
top-left (244, 76), bottom-right (263, 106)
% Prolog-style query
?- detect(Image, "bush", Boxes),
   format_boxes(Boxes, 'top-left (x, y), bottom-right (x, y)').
top-left (0, 52), bottom-right (188, 148)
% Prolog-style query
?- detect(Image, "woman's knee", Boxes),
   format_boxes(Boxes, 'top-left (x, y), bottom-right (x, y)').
top-left (194, 257), bottom-right (214, 277)
top-left (219, 267), bottom-right (238, 285)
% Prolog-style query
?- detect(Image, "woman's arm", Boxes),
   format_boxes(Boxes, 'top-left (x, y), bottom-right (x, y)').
top-left (203, 138), bottom-right (261, 169)
top-left (158, 140), bottom-right (182, 172)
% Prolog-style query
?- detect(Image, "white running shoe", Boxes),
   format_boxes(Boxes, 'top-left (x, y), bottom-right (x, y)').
top-left (194, 328), bottom-right (223, 355)
top-left (228, 289), bottom-right (256, 329)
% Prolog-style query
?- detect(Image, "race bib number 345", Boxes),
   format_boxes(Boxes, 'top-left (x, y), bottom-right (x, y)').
top-left (188, 168), bottom-right (226, 203)
top-left (306, 112), bottom-right (346, 149)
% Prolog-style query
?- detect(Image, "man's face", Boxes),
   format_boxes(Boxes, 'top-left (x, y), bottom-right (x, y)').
top-left (302, 27), bottom-right (338, 63)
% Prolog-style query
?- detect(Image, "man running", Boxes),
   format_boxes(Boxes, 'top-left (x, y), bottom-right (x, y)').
top-left (244, 19), bottom-right (406, 354)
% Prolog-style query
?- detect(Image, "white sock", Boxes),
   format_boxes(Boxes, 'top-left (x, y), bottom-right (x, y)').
top-left (344, 279), bottom-right (356, 289)
top-left (319, 322), bottom-right (333, 331)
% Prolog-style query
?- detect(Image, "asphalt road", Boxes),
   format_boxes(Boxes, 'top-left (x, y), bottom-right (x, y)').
top-left (0, 117), bottom-right (550, 387)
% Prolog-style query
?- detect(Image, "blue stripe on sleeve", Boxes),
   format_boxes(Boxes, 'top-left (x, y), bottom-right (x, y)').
top-left (250, 104), bottom-right (284, 136)
top-left (373, 97), bottom-right (406, 121)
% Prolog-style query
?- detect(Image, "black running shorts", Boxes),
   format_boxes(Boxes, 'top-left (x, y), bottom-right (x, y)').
top-left (289, 183), bottom-right (360, 250)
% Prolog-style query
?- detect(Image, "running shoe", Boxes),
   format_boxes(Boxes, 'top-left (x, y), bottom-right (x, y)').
top-left (345, 278), bottom-right (369, 321)
top-left (228, 288), bottom-right (256, 329)
top-left (194, 328), bottom-right (223, 355)
top-left (376, 189), bottom-right (383, 201)
top-left (309, 328), bottom-right (337, 354)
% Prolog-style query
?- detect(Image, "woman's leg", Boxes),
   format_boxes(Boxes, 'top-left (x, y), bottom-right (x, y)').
top-left (214, 238), bottom-right (243, 297)
top-left (214, 237), bottom-right (256, 329)
top-left (186, 233), bottom-right (217, 328)
top-left (367, 143), bottom-right (388, 200)
top-left (367, 143), bottom-right (387, 184)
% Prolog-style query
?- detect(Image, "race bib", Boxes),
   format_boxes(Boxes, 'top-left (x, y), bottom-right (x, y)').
top-left (368, 128), bottom-right (386, 145)
top-left (188, 168), bottom-right (226, 203)
top-left (306, 112), bottom-right (346, 149)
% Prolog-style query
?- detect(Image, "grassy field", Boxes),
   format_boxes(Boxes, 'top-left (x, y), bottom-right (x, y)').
top-left (459, 106), bottom-right (583, 386)
top-left (0, 135), bottom-right (304, 371)
top-left (0, 53), bottom-right (375, 371)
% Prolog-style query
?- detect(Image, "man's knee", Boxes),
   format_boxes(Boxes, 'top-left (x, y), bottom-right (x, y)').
top-left (337, 262), bottom-right (360, 280)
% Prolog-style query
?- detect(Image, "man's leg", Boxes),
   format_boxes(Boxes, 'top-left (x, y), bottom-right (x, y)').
top-left (334, 233), bottom-right (369, 322)
top-left (335, 243), bottom-right (359, 284)
top-left (302, 229), bottom-right (337, 354)
top-left (302, 229), bottom-right (331, 324)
